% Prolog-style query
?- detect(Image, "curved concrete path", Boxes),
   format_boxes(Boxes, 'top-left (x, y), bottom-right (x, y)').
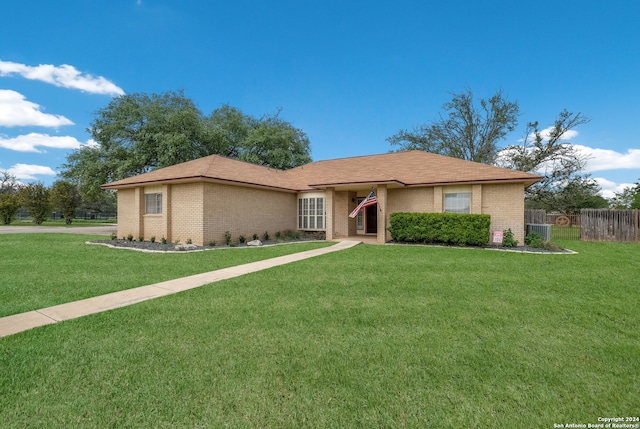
top-left (0, 240), bottom-right (361, 338)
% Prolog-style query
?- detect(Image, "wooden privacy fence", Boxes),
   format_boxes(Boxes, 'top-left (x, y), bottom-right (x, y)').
top-left (581, 209), bottom-right (639, 242)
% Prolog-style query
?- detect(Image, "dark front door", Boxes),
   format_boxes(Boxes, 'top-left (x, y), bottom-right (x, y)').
top-left (365, 205), bottom-right (377, 233)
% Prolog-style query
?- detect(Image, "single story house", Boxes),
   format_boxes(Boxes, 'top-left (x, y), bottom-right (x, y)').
top-left (102, 150), bottom-right (541, 245)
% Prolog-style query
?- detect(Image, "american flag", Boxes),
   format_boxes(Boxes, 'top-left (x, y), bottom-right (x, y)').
top-left (349, 190), bottom-right (378, 218)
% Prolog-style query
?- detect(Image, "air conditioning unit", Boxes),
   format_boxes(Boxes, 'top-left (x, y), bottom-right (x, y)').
top-left (526, 223), bottom-right (551, 241)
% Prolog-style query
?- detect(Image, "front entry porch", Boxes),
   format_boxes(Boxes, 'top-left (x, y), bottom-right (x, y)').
top-left (324, 184), bottom-right (391, 245)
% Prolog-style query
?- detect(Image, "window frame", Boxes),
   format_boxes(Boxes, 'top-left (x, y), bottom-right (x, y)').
top-left (298, 196), bottom-right (325, 231)
top-left (145, 193), bottom-right (162, 215)
top-left (444, 192), bottom-right (471, 214)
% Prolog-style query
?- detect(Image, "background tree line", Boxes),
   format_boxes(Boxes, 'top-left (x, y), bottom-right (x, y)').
top-left (5, 88), bottom-right (637, 222)
top-left (0, 172), bottom-right (96, 225)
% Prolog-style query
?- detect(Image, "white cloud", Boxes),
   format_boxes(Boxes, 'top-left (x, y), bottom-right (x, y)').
top-left (537, 126), bottom-right (579, 142)
top-left (593, 177), bottom-right (636, 199)
top-left (573, 145), bottom-right (640, 173)
top-left (0, 60), bottom-right (125, 96)
top-left (0, 90), bottom-right (74, 127)
top-left (7, 163), bottom-right (57, 180)
top-left (0, 132), bottom-right (91, 152)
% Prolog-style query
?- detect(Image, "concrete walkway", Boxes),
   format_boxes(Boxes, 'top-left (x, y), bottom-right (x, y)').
top-left (0, 240), bottom-right (361, 338)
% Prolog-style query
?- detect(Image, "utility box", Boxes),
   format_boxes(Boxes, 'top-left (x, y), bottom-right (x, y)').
top-left (526, 224), bottom-right (551, 241)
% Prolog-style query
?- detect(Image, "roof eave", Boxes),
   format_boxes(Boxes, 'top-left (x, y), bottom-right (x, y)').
top-left (307, 179), bottom-right (406, 189)
top-left (102, 176), bottom-right (298, 193)
top-left (403, 176), bottom-right (543, 187)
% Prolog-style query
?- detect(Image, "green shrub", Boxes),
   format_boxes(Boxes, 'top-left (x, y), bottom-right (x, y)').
top-left (524, 231), bottom-right (544, 247)
top-left (388, 212), bottom-right (491, 246)
top-left (525, 231), bottom-right (562, 251)
top-left (238, 235), bottom-right (246, 244)
top-left (110, 232), bottom-right (117, 240)
top-left (127, 234), bottom-right (134, 242)
top-left (502, 228), bottom-right (518, 247)
top-left (150, 236), bottom-right (156, 243)
top-left (186, 238), bottom-right (192, 244)
top-left (209, 240), bottom-right (216, 247)
top-left (263, 231), bottom-right (270, 241)
top-left (161, 237), bottom-right (167, 244)
top-left (253, 233), bottom-right (258, 240)
top-left (138, 236), bottom-right (144, 242)
top-left (225, 231), bottom-right (232, 246)
top-left (275, 231), bottom-right (282, 240)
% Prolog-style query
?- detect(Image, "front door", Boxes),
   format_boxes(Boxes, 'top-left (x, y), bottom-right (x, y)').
top-left (365, 205), bottom-right (377, 233)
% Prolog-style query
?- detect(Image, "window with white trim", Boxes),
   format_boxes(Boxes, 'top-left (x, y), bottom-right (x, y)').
top-left (298, 197), bottom-right (325, 230)
top-left (145, 193), bottom-right (162, 214)
top-left (356, 197), bottom-right (364, 229)
top-left (444, 193), bottom-right (471, 214)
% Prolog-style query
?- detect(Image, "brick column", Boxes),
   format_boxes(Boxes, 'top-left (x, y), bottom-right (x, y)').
top-left (325, 187), bottom-right (335, 240)
top-left (472, 184), bottom-right (482, 214)
top-left (135, 187), bottom-right (144, 238)
top-left (434, 186), bottom-right (443, 212)
top-left (376, 184), bottom-right (388, 244)
top-left (162, 184), bottom-right (172, 242)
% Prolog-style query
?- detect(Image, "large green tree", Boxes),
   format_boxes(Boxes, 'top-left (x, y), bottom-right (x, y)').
top-left (0, 170), bottom-right (21, 224)
top-left (19, 183), bottom-right (51, 225)
top-left (61, 92), bottom-right (312, 200)
top-left (610, 181), bottom-right (640, 209)
top-left (387, 88), bottom-right (520, 164)
top-left (50, 180), bottom-right (82, 224)
top-left (497, 110), bottom-right (596, 213)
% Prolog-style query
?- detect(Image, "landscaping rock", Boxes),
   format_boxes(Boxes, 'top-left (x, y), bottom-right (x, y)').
top-left (247, 239), bottom-right (262, 246)
top-left (175, 243), bottom-right (199, 251)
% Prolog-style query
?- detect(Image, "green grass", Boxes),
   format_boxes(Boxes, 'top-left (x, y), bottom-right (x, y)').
top-left (1, 238), bottom-right (639, 428)
top-left (0, 234), bottom-right (332, 317)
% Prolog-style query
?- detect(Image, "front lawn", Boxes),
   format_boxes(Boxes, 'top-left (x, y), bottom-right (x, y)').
top-left (1, 239), bottom-right (638, 427)
top-left (0, 233), bottom-right (332, 317)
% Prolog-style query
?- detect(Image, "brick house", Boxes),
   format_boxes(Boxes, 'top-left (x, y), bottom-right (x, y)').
top-left (102, 150), bottom-right (541, 245)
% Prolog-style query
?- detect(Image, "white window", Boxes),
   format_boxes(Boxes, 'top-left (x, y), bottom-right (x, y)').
top-left (298, 197), bottom-right (325, 230)
top-left (444, 193), bottom-right (471, 214)
top-left (356, 197), bottom-right (364, 229)
top-left (145, 193), bottom-right (162, 214)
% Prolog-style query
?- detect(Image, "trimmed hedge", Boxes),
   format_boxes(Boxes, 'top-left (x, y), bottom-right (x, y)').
top-left (388, 212), bottom-right (491, 246)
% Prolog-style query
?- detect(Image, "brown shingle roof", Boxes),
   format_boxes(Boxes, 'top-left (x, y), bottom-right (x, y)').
top-left (102, 150), bottom-right (542, 191)
top-left (101, 155), bottom-right (294, 191)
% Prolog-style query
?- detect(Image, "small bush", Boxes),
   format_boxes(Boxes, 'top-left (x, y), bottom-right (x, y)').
top-left (150, 236), bottom-right (156, 243)
top-left (110, 232), bottom-right (117, 240)
top-left (127, 234), bottom-right (134, 242)
top-left (138, 236), bottom-right (144, 242)
top-left (225, 231), bottom-right (232, 246)
top-left (263, 231), bottom-right (270, 241)
top-left (525, 231), bottom-right (544, 247)
top-left (275, 231), bottom-right (282, 240)
top-left (186, 238), bottom-right (192, 244)
top-left (253, 233), bottom-right (258, 240)
top-left (161, 237), bottom-right (167, 244)
top-left (525, 231), bottom-right (562, 251)
top-left (238, 235), bottom-right (246, 244)
top-left (209, 241), bottom-right (216, 247)
top-left (502, 229), bottom-right (518, 247)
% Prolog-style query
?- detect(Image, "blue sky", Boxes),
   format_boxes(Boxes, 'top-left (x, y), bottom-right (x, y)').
top-left (1, 0), bottom-right (639, 198)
